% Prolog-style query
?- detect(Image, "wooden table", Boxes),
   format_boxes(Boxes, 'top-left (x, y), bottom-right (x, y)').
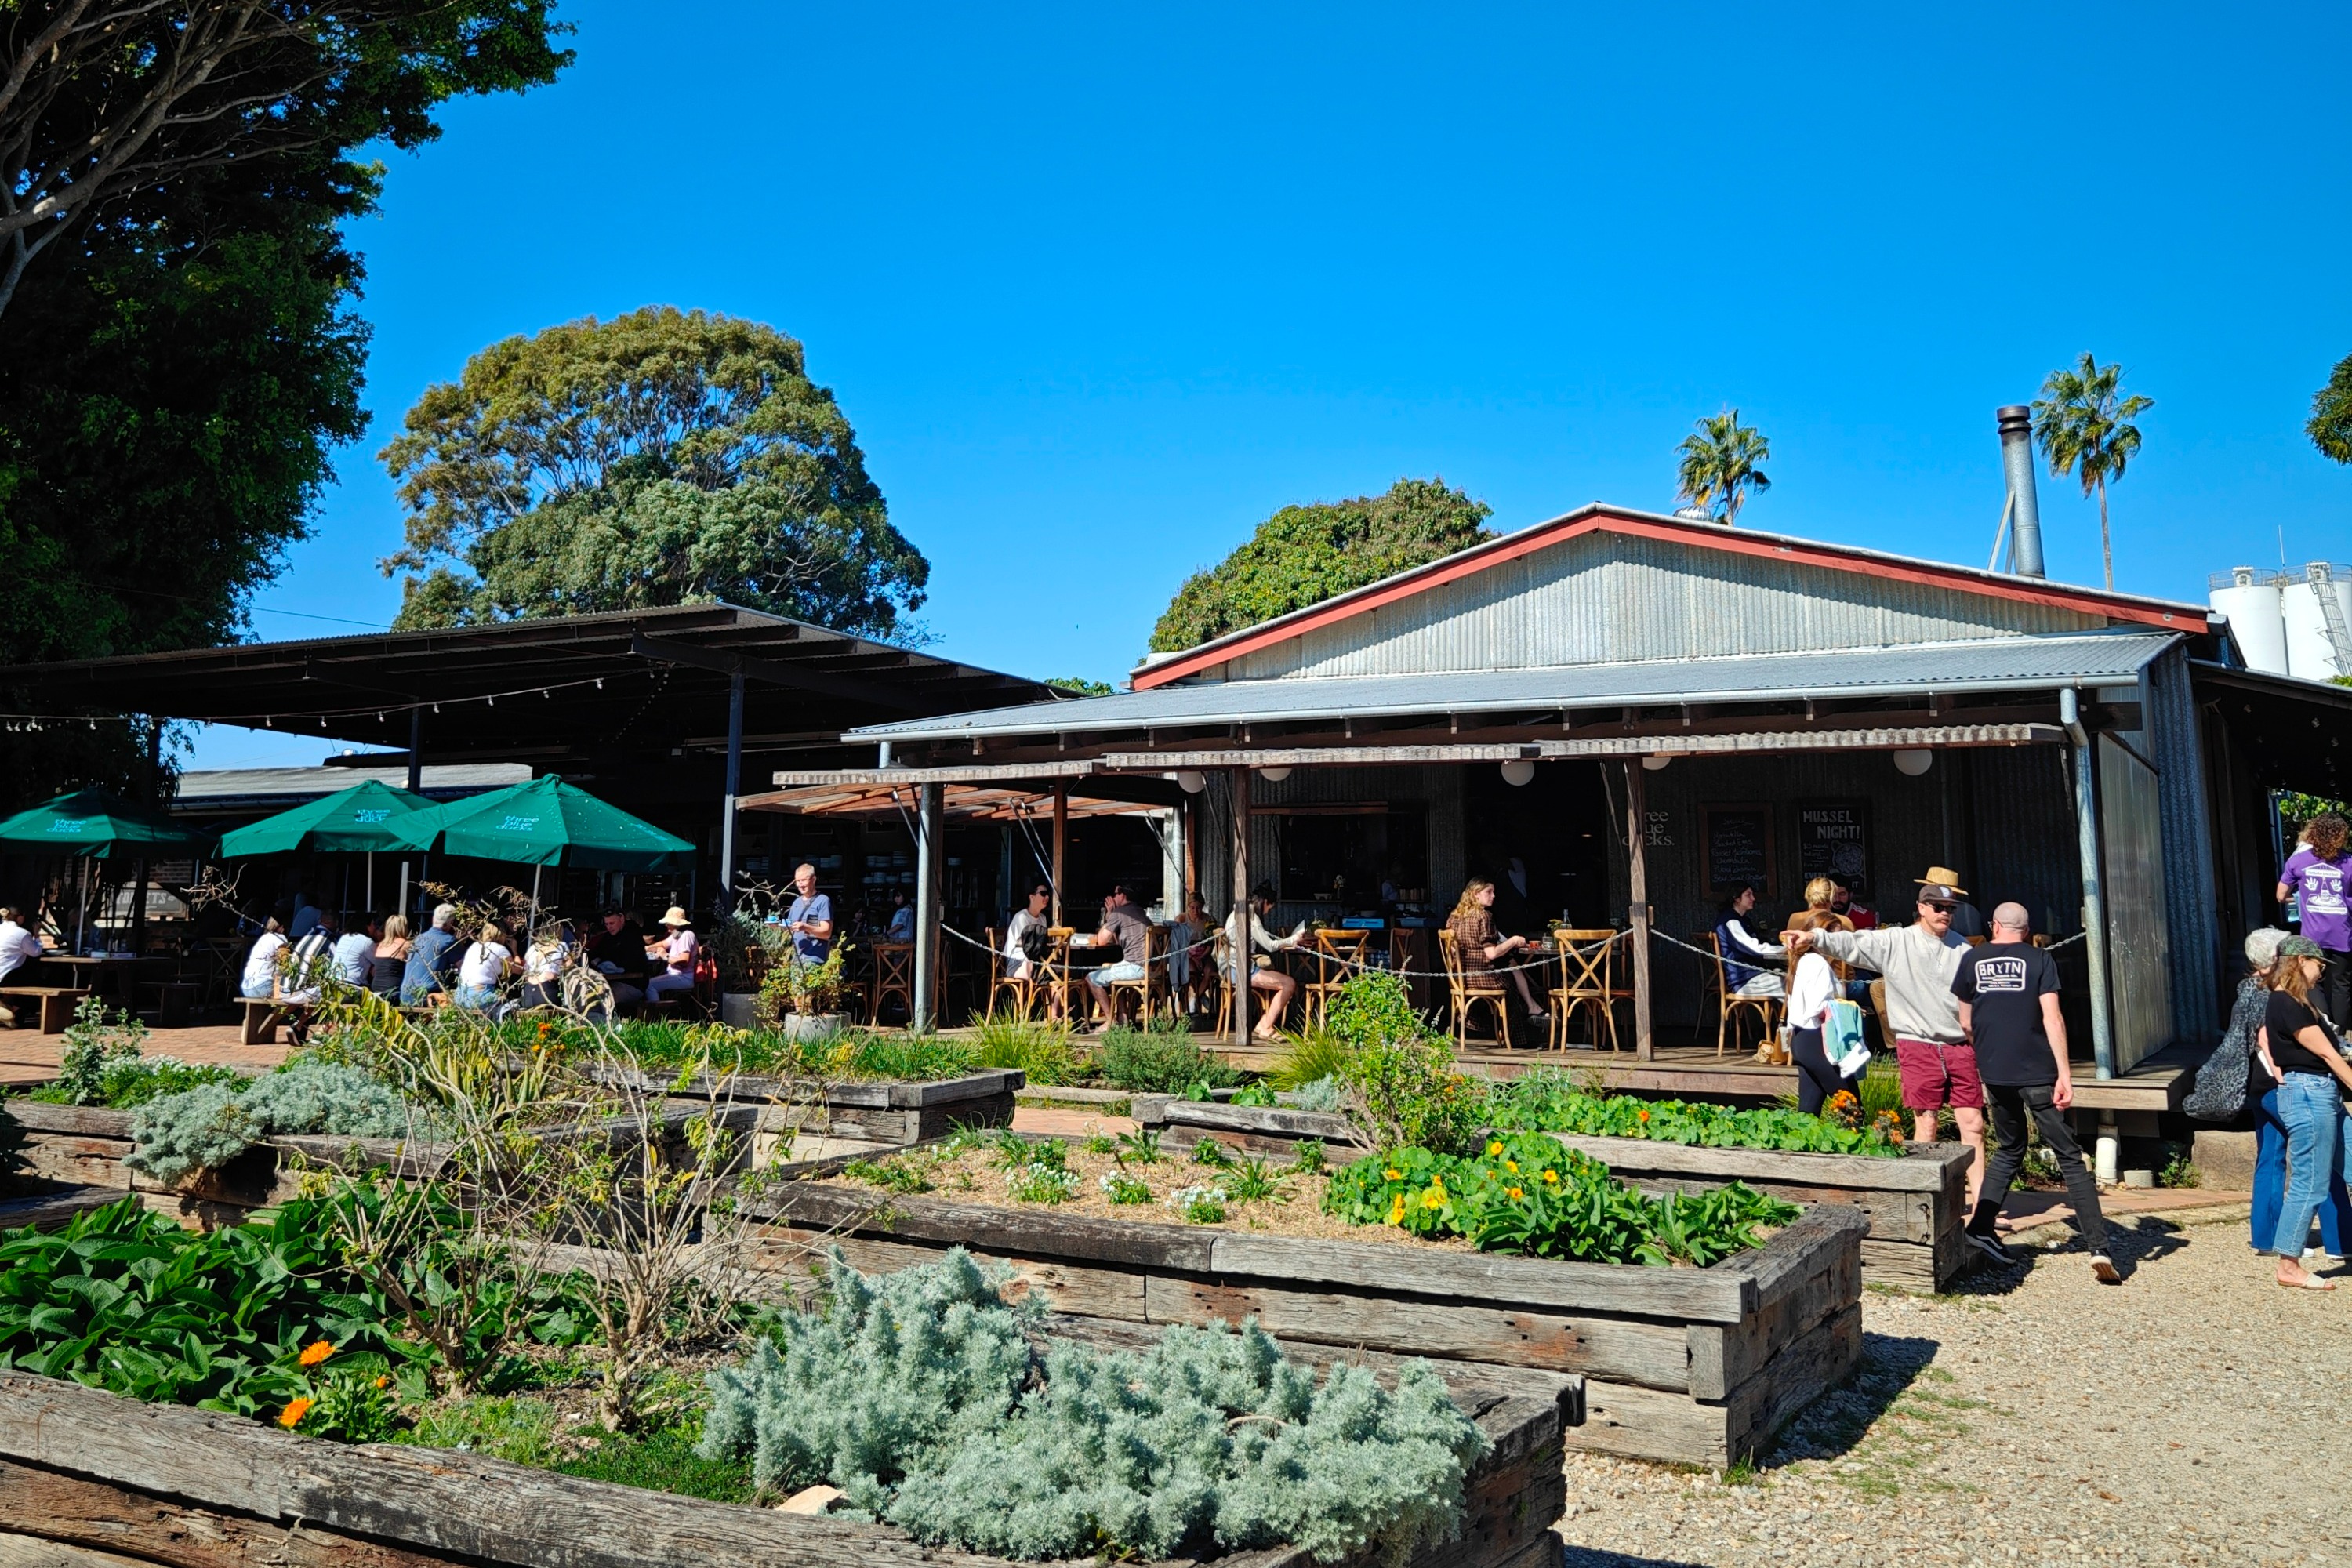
top-left (31, 953), bottom-right (171, 1004)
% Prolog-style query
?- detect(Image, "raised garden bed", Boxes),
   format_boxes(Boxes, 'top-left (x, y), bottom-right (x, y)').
top-left (604, 1064), bottom-right (1024, 1156)
top-left (1131, 1094), bottom-right (1972, 1293)
top-left (742, 1144), bottom-right (1867, 1468)
top-left (0, 1360), bottom-right (1565, 1568)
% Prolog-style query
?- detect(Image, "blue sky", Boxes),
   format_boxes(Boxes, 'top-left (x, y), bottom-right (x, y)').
top-left (191, 2), bottom-right (2352, 769)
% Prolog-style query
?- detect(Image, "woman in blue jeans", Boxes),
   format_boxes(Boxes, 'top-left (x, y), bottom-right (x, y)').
top-left (2265, 935), bottom-right (2352, 1290)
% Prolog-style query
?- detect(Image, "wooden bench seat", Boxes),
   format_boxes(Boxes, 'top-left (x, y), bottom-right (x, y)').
top-left (0, 986), bottom-right (89, 1033)
top-left (239, 995), bottom-right (310, 1045)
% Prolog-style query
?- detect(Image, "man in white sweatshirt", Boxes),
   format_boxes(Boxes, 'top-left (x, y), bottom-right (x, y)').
top-left (1786, 867), bottom-right (1983, 1207)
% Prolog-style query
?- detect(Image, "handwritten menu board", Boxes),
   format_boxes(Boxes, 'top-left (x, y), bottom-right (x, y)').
top-left (1700, 804), bottom-right (1775, 895)
top-left (1795, 800), bottom-right (1871, 885)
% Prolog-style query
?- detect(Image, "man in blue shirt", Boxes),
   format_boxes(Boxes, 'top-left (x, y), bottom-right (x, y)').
top-left (786, 862), bottom-right (834, 965)
top-left (402, 904), bottom-right (461, 1005)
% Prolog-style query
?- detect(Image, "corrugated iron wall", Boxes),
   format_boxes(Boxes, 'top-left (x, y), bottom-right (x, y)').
top-left (2147, 644), bottom-right (2223, 1040)
top-left (1229, 532), bottom-right (2105, 681)
top-left (2099, 735), bottom-right (2176, 1072)
top-left (1192, 764), bottom-right (1464, 927)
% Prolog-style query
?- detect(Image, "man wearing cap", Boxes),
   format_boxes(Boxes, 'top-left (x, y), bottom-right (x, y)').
top-left (1787, 866), bottom-right (1984, 1207)
top-left (1952, 902), bottom-right (2117, 1282)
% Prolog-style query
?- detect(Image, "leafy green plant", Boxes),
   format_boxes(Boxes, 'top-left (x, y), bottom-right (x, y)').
top-left (1224, 1154), bottom-right (1286, 1203)
top-left (844, 1032), bottom-right (978, 1083)
top-left (1323, 1134), bottom-right (1795, 1266)
top-left (1268, 1026), bottom-right (1354, 1092)
top-left (1082, 1131), bottom-right (1119, 1156)
top-left (1289, 1138), bottom-right (1327, 1175)
top-left (1007, 1160), bottom-right (1079, 1204)
top-left (1190, 1136), bottom-right (1236, 1168)
top-left (1099, 1171), bottom-right (1152, 1205)
top-left (1320, 973), bottom-right (1486, 1156)
top-left (969, 1010), bottom-right (1085, 1086)
top-left (1097, 1021), bottom-right (1242, 1095)
top-left (1114, 1127), bottom-right (1164, 1164)
top-left (31, 1054), bottom-right (249, 1109)
top-left (126, 1062), bottom-right (426, 1185)
top-left (844, 1156), bottom-right (933, 1195)
top-left (1487, 1069), bottom-right (1901, 1157)
top-left (44, 994), bottom-right (148, 1104)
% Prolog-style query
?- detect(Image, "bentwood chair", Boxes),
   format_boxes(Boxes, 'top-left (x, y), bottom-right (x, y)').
top-left (985, 926), bottom-right (1044, 1021)
top-left (869, 940), bottom-right (915, 1025)
top-left (1040, 929), bottom-right (1080, 1024)
top-left (1105, 923), bottom-right (1171, 1027)
top-left (1548, 928), bottom-right (1621, 1051)
top-left (1437, 927), bottom-right (1512, 1049)
top-left (1699, 932), bottom-right (1782, 1058)
top-left (1305, 929), bottom-right (1370, 1030)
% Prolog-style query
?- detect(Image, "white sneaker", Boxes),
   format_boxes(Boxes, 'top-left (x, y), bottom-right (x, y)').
top-left (2303, 1248), bottom-right (2345, 1267)
top-left (2091, 1254), bottom-right (2121, 1284)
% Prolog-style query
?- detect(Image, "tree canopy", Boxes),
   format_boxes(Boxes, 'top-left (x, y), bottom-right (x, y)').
top-left (1148, 478), bottom-right (1491, 655)
top-left (379, 308), bottom-right (929, 640)
top-left (2309, 352), bottom-right (2352, 466)
top-left (2032, 353), bottom-right (2151, 592)
top-left (1673, 411), bottom-right (1772, 526)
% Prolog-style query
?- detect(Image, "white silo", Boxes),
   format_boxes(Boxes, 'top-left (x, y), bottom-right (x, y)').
top-left (2283, 563), bottom-right (2352, 681)
top-left (2209, 567), bottom-right (2290, 676)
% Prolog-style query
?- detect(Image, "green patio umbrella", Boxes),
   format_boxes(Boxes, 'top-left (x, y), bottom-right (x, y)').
top-left (216, 779), bottom-right (433, 858)
top-left (394, 775), bottom-right (691, 871)
top-left (0, 788), bottom-right (209, 950)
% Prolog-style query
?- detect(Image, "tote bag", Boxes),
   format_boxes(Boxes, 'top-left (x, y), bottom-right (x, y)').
top-left (1824, 998), bottom-right (1870, 1077)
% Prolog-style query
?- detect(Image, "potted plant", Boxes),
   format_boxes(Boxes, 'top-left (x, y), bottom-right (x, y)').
top-left (758, 941), bottom-right (853, 1042)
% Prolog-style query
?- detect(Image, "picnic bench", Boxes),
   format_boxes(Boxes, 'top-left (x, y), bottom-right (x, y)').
top-left (238, 996), bottom-right (310, 1045)
top-left (0, 985), bottom-right (89, 1033)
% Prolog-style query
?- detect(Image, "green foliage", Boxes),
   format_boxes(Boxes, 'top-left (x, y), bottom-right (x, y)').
top-left (1324, 1134), bottom-right (1796, 1267)
top-left (1115, 1127), bottom-right (1165, 1164)
top-left (1488, 1069), bottom-right (1902, 1156)
top-left (1044, 676), bottom-right (1114, 695)
top-left (1223, 1154), bottom-right (1287, 1203)
top-left (1007, 1161), bottom-right (1079, 1204)
top-left (1099, 1171), bottom-right (1152, 1205)
top-left (0, 1100), bottom-right (25, 1185)
top-left (1098, 1022), bottom-right (1242, 1095)
top-left (1327, 975), bottom-right (1486, 1156)
top-left (380, 307), bottom-right (926, 638)
top-left (1675, 409), bottom-right (1773, 526)
top-left (2032, 352), bottom-right (2153, 590)
top-left (701, 1247), bottom-right (1490, 1563)
top-left (1268, 1027), bottom-right (1356, 1091)
top-left (969, 1011), bottom-right (1084, 1085)
top-left (1149, 477), bottom-right (1491, 653)
top-left (125, 1062), bottom-right (423, 1185)
top-left (0, 1196), bottom-right (405, 1421)
top-left (1231, 1080), bottom-right (1276, 1106)
top-left (1167, 1184), bottom-right (1230, 1224)
top-left (844, 1156), bottom-right (934, 1196)
top-left (33, 1000), bottom-right (246, 1109)
top-left (1290, 1139), bottom-right (1327, 1175)
top-left (841, 1032), bottom-right (977, 1083)
top-left (1281, 1076), bottom-right (1347, 1114)
top-left (2311, 351), bottom-right (2352, 465)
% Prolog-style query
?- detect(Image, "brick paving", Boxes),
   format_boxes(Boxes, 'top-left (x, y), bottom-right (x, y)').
top-left (0, 1020), bottom-right (292, 1086)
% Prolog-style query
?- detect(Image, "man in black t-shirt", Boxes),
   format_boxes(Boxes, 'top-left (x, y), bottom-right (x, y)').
top-left (1951, 902), bottom-right (2117, 1283)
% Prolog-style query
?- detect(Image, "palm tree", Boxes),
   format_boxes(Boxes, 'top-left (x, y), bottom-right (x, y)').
top-left (2032, 354), bottom-right (2153, 591)
top-left (1674, 410), bottom-right (1772, 527)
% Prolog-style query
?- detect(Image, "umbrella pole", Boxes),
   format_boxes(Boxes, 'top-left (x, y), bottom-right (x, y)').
top-left (74, 858), bottom-right (87, 953)
top-left (531, 864), bottom-right (542, 936)
top-left (367, 852), bottom-right (375, 913)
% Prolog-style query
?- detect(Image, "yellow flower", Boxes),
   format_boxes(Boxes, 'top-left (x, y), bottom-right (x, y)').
top-left (1421, 1188), bottom-right (1443, 1210)
top-left (1541, 1169), bottom-right (1559, 1184)
top-left (298, 1341), bottom-right (336, 1368)
top-left (1386, 1196), bottom-right (1406, 1225)
top-left (1507, 1186), bottom-right (1523, 1200)
top-left (1486, 1140), bottom-right (1504, 1157)
top-left (1384, 1167), bottom-right (1403, 1181)
top-left (1504, 1160), bottom-right (1519, 1173)
top-left (278, 1396), bottom-right (314, 1429)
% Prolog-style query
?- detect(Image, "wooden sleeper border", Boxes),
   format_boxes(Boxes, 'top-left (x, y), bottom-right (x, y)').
top-left (0, 1363), bottom-right (1565, 1568)
top-left (1131, 1094), bottom-right (1973, 1293)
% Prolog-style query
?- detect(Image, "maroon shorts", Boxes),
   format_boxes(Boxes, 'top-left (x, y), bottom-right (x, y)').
top-left (1894, 1037), bottom-right (1984, 1112)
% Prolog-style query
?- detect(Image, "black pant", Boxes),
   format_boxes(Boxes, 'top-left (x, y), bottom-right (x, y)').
top-left (1791, 1026), bottom-right (1842, 1115)
top-left (2323, 952), bottom-right (2352, 1033)
top-left (1978, 1083), bottom-right (2107, 1254)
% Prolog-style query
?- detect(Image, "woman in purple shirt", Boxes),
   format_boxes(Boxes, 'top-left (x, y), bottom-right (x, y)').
top-left (2278, 812), bottom-right (2352, 1029)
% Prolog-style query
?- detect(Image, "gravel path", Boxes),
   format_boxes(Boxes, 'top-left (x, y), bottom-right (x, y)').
top-left (1554, 1204), bottom-right (2352, 1567)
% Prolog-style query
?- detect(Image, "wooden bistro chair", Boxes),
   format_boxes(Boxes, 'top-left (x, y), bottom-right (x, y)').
top-left (1548, 928), bottom-right (1621, 1051)
top-left (984, 927), bottom-right (1038, 1020)
top-left (1437, 927), bottom-right (1512, 1049)
top-left (1699, 932), bottom-right (1782, 1058)
top-left (869, 940), bottom-right (916, 1025)
top-left (1305, 928), bottom-right (1370, 1030)
top-left (1105, 923), bottom-right (1171, 1027)
top-left (1040, 928), bottom-right (1080, 1024)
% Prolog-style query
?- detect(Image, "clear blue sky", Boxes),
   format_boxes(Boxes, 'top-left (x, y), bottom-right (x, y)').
top-left (191, 2), bottom-right (2352, 769)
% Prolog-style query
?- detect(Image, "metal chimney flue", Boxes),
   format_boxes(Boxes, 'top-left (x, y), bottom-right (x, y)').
top-left (1995, 405), bottom-right (2046, 579)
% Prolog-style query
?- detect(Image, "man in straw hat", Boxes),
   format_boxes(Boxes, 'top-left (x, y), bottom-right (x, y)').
top-left (1787, 866), bottom-right (1984, 1208)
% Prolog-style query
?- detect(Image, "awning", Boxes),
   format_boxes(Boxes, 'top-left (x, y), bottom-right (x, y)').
top-left (1096, 723), bottom-right (2065, 770)
top-left (741, 782), bottom-right (1165, 822)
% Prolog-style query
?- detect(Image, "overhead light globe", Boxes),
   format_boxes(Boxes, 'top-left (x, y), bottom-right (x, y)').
top-left (1893, 748), bottom-right (1934, 777)
top-left (1258, 766), bottom-right (1292, 783)
top-left (1500, 759), bottom-right (1537, 787)
top-left (1174, 770), bottom-right (1206, 795)
top-left (1642, 754), bottom-right (1673, 771)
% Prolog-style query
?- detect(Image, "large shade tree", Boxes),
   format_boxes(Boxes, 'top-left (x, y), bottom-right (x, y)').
top-left (2308, 351), bottom-right (2352, 466)
top-left (1148, 478), bottom-right (1491, 654)
top-left (379, 308), bottom-right (929, 640)
top-left (2032, 353), bottom-right (2152, 592)
top-left (1673, 410), bottom-right (1772, 527)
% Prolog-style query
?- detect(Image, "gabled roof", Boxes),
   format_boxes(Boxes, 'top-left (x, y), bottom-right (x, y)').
top-left (1131, 503), bottom-right (2209, 691)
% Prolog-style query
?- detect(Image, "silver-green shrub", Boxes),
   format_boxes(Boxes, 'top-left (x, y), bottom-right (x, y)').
top-left (699, 1248), bottom-right (1490, 1564)
top-left (125, 1062), bottom-right (419, 1184)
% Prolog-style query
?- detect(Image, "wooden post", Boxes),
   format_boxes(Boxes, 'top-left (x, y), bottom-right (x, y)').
top-left (1181, 796), bottom-right (1199, 908)
top-left (1230, 766), bottom-right (1251, 1051)
top-left (401, 707), bottom-right (421, 922)
top-left (1051, 781), bottom-right (1069, 927)
top-left (913, 781), bottom-right (944, 1033)
top-left (717, 669), bottom-right (744, 914)
top-left (1625, 760), bottom-right (1654, 1061)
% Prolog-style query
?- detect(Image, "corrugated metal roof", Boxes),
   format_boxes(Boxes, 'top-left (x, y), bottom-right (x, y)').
top-left (850, 630), bottom-right (2179, 742)
top-left (175, 763), bottom-right (532, 807)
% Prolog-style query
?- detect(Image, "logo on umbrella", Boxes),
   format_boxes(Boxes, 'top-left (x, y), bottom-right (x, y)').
top-left (353, 809), bottom-right (390, 823)
top-left (499, 816), bottom-right (540, 833)
top-left (48, 820), bottom-right (85, 833)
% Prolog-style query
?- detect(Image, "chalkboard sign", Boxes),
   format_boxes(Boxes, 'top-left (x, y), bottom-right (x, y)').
top-left (1795, 800), bottom-right (1871, 886)
top-left (1700, 804), bottom-right (1775, 895)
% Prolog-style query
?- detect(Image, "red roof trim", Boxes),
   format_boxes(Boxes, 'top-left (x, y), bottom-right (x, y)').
top-left (1131, 507), bottom-right (2190, 690)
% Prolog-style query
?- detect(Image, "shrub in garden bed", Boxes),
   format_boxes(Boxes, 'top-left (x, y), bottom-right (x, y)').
top-left (1097, 1017), bottom-right (1243, 1094)
top-left (125, 1059), bottom-right (427, 1184)
top-left (27, 994), bottom-right (249, 1109)
top-left (1487, 1067), bottom-right (1905, 1156)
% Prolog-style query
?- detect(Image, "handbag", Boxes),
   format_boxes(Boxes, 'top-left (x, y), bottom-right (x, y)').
top-left (2183, 979), bottom-right (2268, 1123)
top-left (1824, 998), bottom-right (1870, 1077)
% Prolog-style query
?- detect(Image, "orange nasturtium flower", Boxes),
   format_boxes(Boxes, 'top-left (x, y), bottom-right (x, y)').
top-left (1421, 1188), bottom-right (1444, 1210)
top-left (1507, 1186), bottom-right (1524, 1200)
top-left (1386, 1196), bottom-right (1406, 1225)
top-left (279, 1396), bottom-right (314, 1429)
top-left (1486, 1140), bottom-right (1505, 1157)
top-left (298, 1341), bottom-right (336, 1368)
top-left (1504, 1160), bottom-right (1518, 1173)
top-left (374, 1375), bottom-right (393, 1390)
top-left (1384, 1167), bottom-right (1403, 1181)
top-left (1636, 1109), bottom-right (1650, 1122)
top-left (1541, 1169), bottom-right (1559, 1184)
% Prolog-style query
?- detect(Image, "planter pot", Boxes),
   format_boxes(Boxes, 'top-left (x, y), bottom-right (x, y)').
top-left (781, 1010), bottom-right (845, 1044)
top-left (717, 990), bottom-right (758, 1030)
top-left (0, 1363), bottom-right (1564, 1568)
top-left (744, 1150), bottom-right (1867, 1468)
top-left (1129, 1094), bottom-right (1973, 1293)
